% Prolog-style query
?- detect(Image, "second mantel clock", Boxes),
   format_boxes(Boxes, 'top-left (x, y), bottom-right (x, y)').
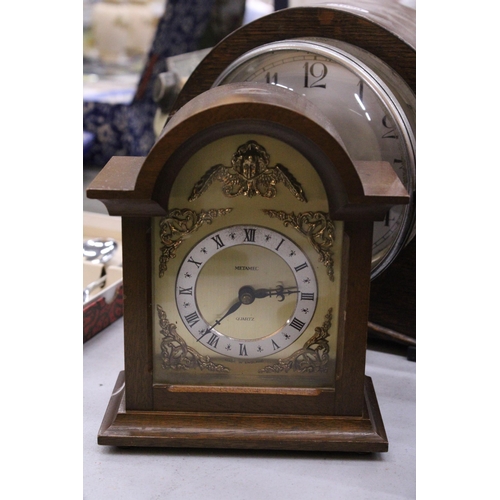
top-left (88, 82), bottom-right (408, 452)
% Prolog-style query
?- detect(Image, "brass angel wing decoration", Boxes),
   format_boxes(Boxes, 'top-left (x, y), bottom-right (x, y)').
top-left (272, 163), bottom-right (307, 202)
top-left (188, 141), bottom-right (307, 202)
top-left (188, 164), bottom-right (226, 202)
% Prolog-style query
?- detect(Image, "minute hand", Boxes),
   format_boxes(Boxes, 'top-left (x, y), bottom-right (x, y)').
top-left (198, 299), bottom-right (242, 342)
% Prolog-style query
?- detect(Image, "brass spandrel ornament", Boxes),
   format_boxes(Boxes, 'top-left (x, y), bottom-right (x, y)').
top-left (260, 308), bottom-right (333, 374)
top-left (188, 140), bottom-right (307, 202)
top-left (157, 305), bottom-right (230, 372)
top-left (158, 207), bottom-right (232, 277)
top-left (264, 210), bottom-right (336, 281)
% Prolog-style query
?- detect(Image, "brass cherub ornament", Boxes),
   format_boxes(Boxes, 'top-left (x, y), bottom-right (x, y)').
top-left (188, 140), bottom-right (307, 202)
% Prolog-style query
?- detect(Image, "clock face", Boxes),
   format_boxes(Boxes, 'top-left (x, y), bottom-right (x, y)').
top-left (213, 38), bottom-right (416, 278)
top-left (175, 225), bottom-right (318, 359)
top-left (152, 134), bottom-right (343, 388)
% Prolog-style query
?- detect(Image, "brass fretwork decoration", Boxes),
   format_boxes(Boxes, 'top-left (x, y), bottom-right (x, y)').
top-left (264, 210), bottom-right (336, 281)
top-left (159, 208), bottom-right (232, 277)
top-left (157, 305), bottom-right (230, 372)
top-left (260, 308), bottom-right (333, 373)
top-left (188, 140), bottom-right (307, 202)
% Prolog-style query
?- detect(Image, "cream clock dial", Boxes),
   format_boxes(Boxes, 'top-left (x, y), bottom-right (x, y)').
top-left (214, 38), bottom-right (416, 278)
top-left (175, 225), bottom-right (318, 359)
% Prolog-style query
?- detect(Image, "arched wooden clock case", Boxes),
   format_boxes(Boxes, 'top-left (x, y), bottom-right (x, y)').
top-left (87, 2), bottom-right (414, 452)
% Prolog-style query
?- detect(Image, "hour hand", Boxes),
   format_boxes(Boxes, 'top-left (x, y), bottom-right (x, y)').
top-left (253, 285), bottom-right (299, 302)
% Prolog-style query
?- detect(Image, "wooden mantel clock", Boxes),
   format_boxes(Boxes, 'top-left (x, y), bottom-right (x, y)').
top-left (87, 2), bottom-right (414, 453)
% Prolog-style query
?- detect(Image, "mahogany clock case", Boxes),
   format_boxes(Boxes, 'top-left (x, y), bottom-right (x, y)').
top-left (88, 81), bottom-right (408, 452)
top-left (87, 1), bottom-right (415, 452)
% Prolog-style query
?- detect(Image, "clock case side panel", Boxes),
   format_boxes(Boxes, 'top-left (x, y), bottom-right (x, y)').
top-left (121, 216), bottom-right (154, 410)
top-left (334, 219), bottom-right (374, 415)
top-left (170, 3), bottom-right (416, 115)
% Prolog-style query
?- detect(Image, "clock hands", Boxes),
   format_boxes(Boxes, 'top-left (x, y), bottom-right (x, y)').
top-left (198, 284), bottom-right (298, 341)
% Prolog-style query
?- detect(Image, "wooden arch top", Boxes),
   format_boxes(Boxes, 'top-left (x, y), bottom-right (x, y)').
top-left (171, 1), bottom-right (416, 114)
top-left (87, 83), bottom-right (408, 218)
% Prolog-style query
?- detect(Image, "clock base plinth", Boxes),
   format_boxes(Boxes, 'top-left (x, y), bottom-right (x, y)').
top-left (98, 372), bottom-right (388, 453)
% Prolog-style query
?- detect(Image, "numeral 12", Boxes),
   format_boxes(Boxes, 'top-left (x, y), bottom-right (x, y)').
top-left (304, 62), bottom-right (327, 88)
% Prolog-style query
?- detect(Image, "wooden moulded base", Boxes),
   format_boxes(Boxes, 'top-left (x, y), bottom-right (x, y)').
top-left (98, 371), bottom-right (388, 453)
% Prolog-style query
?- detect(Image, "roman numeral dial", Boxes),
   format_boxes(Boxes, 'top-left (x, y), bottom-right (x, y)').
top-left (175, 225), bottom-right (318, 359)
